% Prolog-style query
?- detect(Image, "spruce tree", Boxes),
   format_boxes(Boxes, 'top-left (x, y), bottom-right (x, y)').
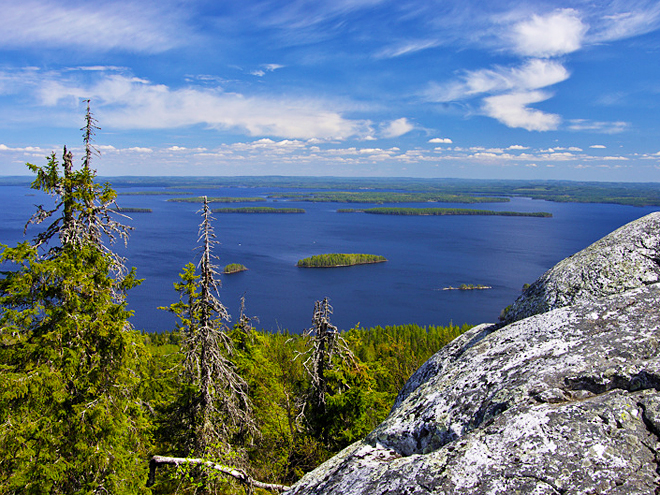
top-left (0, 104), bottom-right (150, 493)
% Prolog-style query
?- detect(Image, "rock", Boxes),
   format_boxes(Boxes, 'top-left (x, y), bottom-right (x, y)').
top-left (285, 213), bottom-right (660, 495)
top-left (502, 211), bottom-right (660, 324)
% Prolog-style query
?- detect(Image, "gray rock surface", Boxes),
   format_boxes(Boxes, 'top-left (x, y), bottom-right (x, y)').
top-left (285, 213), bottom-right (660, 495)
top-left (502, 211), bottom-right (660, 324)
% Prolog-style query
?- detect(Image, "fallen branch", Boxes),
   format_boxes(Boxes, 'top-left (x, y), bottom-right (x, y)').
top-left (147, 455), bottom-right (290, 493)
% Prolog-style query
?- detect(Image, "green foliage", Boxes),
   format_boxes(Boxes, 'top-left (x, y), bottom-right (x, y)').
top-left (0, 136), bottom-right (151, 493)
top-left (146, 321), bottom-right (471, 491)
top-left (297, 253), bottom-right (387, 268)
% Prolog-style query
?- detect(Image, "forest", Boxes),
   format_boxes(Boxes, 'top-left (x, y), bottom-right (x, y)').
top-left (0, 108), bottom-right (469, 494)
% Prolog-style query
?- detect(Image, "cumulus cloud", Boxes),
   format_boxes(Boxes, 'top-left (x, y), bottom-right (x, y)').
top-left (508, 145), bottom-right (529, 150)
top-left (381, 118), bottom-right (414, 138)
top-left (429, 137), bottom-right (452, 144)
top-left (590, 144), bottom-right (607, 148)
top-left (483, 91), bottom-right (561, 131)
top-left (510, 9), bottom-right (587, 57)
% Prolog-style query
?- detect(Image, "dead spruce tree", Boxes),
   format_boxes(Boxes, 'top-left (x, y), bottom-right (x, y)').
top-left (153, 197), bottom-right (262, 491)
top-left (298, 297), bottom-right (354, 439)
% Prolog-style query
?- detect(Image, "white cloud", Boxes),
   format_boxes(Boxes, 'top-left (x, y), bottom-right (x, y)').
top-left (482, 91), bottom-right (561, 131)
top-left (429, 137), bottom-right (452, 144)
top-left (376, 39), bottom-right (439, 59)
top-left (428, 59), bottom-right (569, 102)
top-left (381, 118), bottom-right (414, 138)
top-left (13, 70), bottom-right (373, 140)
top-left (568, 119), bottom-right (629, 134)
top-left (0, 1), bottom-right (189, 53)
top-left (251, 64), bottom-right (285, 77)
top-left (127, 147), bottom-right (153, 153)
top-left (511, 9), bottom-right (587, 57)
top-left (589, 7), bottom-right (660, 43)
top-left (590, 144), bottom-right (606, 148)
top-left (508, 145), bottom-right (529, 150)
top-left (167, 146), bottom-right (187, 151)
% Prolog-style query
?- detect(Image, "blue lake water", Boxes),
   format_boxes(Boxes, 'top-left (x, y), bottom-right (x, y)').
top-left (1, 181), bottom-right (658, 333)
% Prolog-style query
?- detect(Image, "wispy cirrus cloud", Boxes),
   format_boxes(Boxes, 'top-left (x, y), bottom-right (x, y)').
top-left (568, 119), bottom-right (629, 134)
top-left (0, 0), bottom-right (192, 53)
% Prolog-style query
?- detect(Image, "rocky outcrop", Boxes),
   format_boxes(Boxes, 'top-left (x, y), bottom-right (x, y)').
top-left (502, 211), bottom-right (660, 324)
top-left (285, 212), bottom-right (660, 495)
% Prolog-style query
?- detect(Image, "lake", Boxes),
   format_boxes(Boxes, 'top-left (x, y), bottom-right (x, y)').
top-left (1, 179), bottom-right (658, 333)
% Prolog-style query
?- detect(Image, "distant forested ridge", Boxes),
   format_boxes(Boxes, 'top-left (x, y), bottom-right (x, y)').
top-left (297, 253), bottom-right (387, 267)
top-left (5, 176), bottom-right (659, 206)
top-left (212, 206), bottom-right (305, 213)
top-left (338, 207), bottom-right (552, 217)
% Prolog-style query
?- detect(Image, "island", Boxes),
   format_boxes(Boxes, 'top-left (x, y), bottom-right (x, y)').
top-left (268, 191), bottom-right (508, 204)
top-left (297, 253), bottom-right (387, 268)
top-left (168, 196), bottom-right (267, 203)
top-left (111, 207), bottom-right (153, 213)
top-left (223, 263), bottom-right (247, 274)
top-left (338, 207), bottom-right (552, 217)
top-left (212, 207), bottom-right (305, 213)
top-left (442, 284), bottom-right (492, 291)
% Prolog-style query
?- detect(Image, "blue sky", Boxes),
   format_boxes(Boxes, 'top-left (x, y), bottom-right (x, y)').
top-left (1, 0), bottom-right (659, 181)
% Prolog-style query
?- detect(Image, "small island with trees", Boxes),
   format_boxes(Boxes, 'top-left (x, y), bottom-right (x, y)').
top-left (442, 283), bottom-right (492, 291)
top-left (297, 253), bottom-right (387, 268)
top-left (223, 263), bottom-right (247, 274)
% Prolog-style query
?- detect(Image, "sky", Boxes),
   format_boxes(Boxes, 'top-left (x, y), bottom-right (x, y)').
top-left (1, 0), bottom-right (660, 181)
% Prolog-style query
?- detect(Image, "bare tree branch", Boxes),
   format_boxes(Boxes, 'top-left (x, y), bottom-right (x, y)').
top-left (147, 455), bottom-right (289, 493)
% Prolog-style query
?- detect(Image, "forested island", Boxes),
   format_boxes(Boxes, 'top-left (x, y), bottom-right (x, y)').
top-left (338, 207), bottom-right (552, 217)
top-left (112, 207), bottom-right (153, 213)
top-left (212, 206), bottom-right (305, 213)
top-left (268, 191), bottom-right (508, 204)
top-left (224, 263), bottom-right (247, 274)
top-left (297, 253), bottom-right (387, 267)
top-left (168, 196), bottom-right (267, 203)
